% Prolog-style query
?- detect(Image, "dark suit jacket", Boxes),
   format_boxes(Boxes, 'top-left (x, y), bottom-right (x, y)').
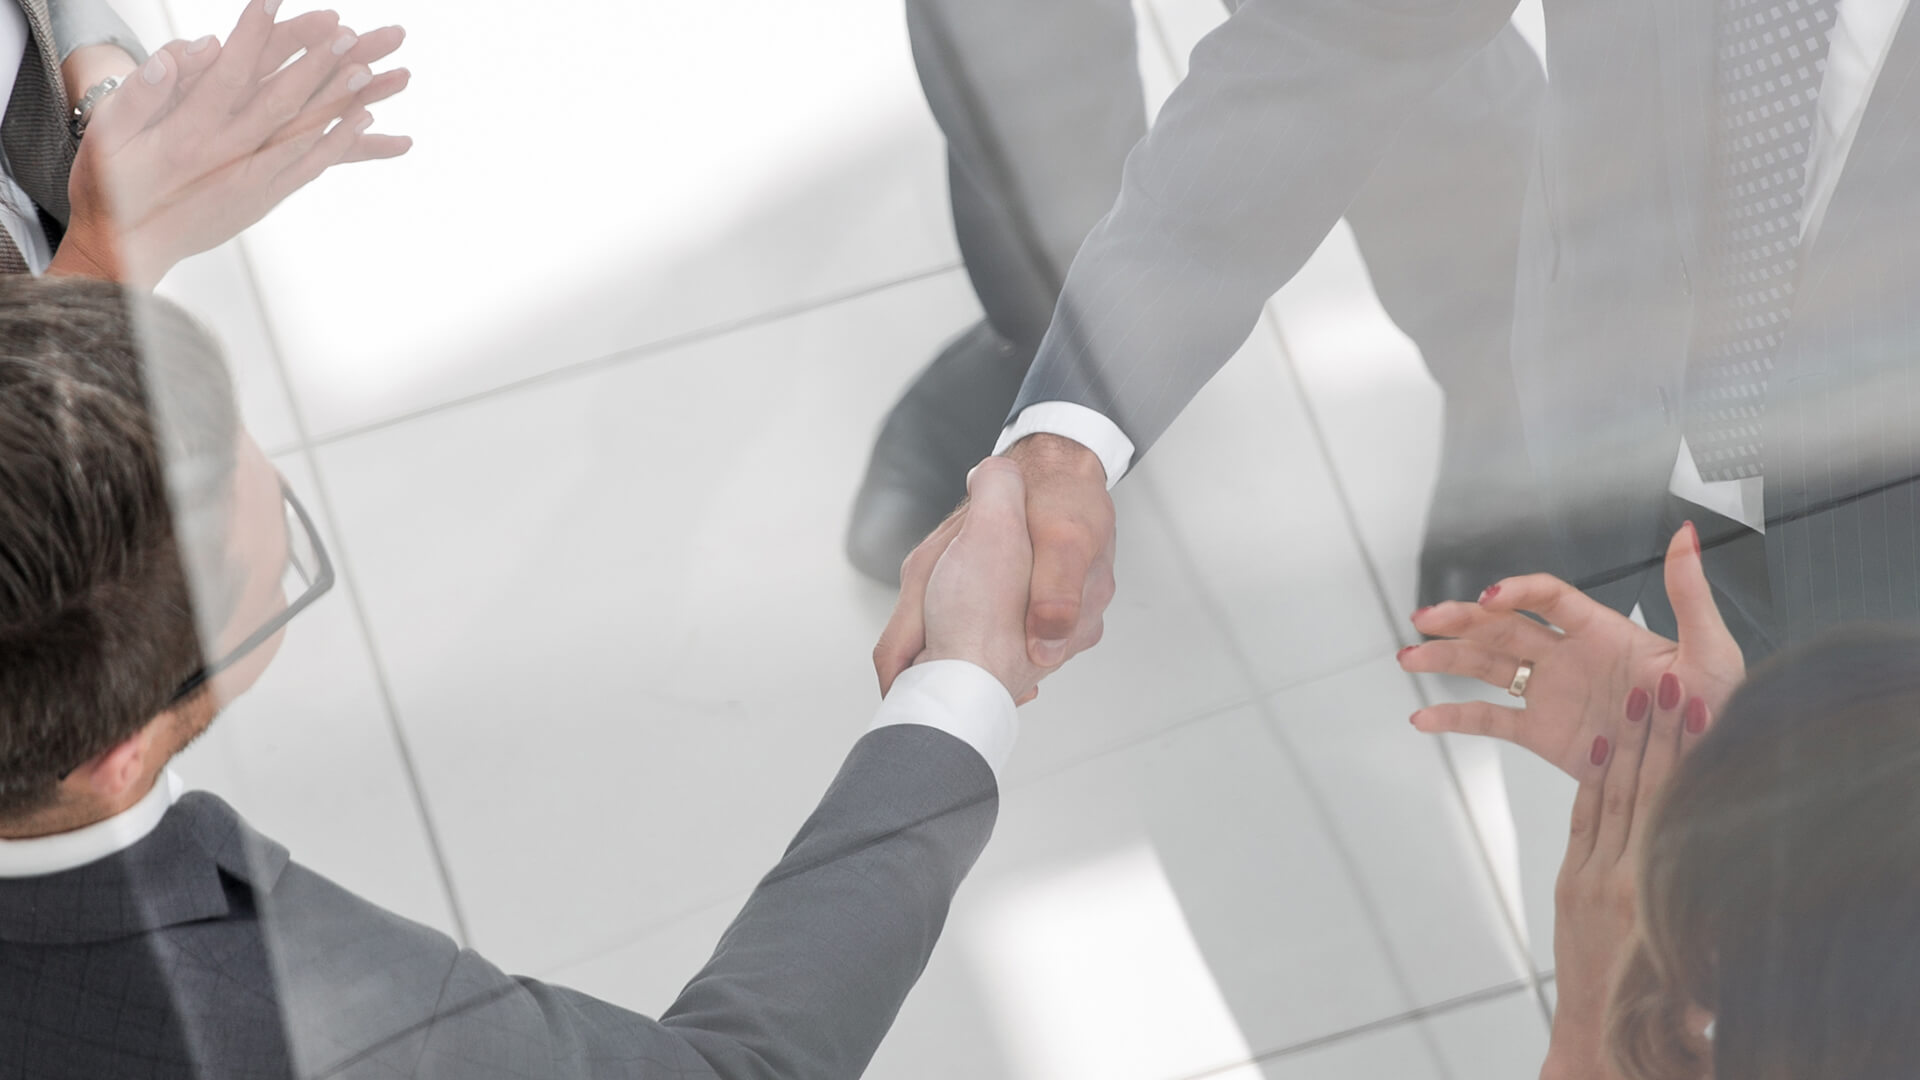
top-left (4, 0), bottom-right (145, 234)
top-left (1012, 0), bottom-right (1920, 646)
top-left (0, 724), bottom-right (998, 1079)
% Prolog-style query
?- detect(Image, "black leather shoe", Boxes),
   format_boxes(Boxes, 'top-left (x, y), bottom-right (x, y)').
top-left (847, 320), bottom-right (1034, 585)
top-left (1415, 411), bottom-right (1556, 609)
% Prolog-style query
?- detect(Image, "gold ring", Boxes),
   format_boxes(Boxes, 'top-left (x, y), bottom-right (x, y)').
top-left (1508, 661), bottom-right (1535, 698)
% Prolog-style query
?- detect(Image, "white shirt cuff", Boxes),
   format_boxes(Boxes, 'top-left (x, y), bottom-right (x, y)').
top-left (993, 402), bottom-right (1136, 490)
top-left (869, 660), bottom-right (1019, 781)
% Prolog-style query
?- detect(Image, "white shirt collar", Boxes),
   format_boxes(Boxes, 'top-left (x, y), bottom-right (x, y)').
top-left (0, 770), bottom-right (184, 878)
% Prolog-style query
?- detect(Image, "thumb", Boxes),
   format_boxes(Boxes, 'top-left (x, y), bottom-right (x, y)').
top-left (951, 458), bottom-right (1031, 594)
top-left (1665, 522), bottom-right (1736, 655)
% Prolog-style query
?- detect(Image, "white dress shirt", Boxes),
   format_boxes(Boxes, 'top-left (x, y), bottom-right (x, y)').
top-left (0, 663), bottom-right (1019, 878)
top-left (1002, 0), bottom-right (1915, 523)
top-left (0, 770), bottom-right (183, 878)
top-left (0, 1), bottom-right (53, 274)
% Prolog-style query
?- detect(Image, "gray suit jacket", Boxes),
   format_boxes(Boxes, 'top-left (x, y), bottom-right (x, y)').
top-left (0, 724), bottom-right (998, 1079)
top-left (1013, 0), bottom-right (1920, 647)
top-left (3, 0), bottom-right (145, 231)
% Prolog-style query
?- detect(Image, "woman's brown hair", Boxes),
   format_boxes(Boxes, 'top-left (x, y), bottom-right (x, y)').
top-left (1610, 624), bottom-right (1920, 1079)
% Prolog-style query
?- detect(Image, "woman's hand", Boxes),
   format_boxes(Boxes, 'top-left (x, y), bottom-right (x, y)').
top-left (1398, 523), bottom-right (1744, 779)
top-left (50, 1), bottom-right (413, 286)
top-left (1537, 669), bottom-right (1708, 1079)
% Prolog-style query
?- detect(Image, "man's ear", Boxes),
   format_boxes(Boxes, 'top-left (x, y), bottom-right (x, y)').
top-left (67, 718), bottom-right (164, 805)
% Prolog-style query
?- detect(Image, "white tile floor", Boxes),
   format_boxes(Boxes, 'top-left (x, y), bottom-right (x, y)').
top-left (131, 0), bottom-right (1576, 1074)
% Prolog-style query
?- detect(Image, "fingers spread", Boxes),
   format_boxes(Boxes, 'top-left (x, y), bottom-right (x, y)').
top-left (253, 10), bottom-right (345, 80)
top-left (1479, 573), bottom-right (1610, 634)
top-left (206, 0), bottom-right (294, 99)
top-left (1399, 638), bottom-right (1524, 691)
top-left (346, 25), bottom-right (406, 66)
top-left (342, 133), bottom-right (413, 163)
top-left (1410, 699), bottom-right (1525, 745)
top-left (1664, 522), bottom-right (1743, 668)
top-left (1411, 601), bottom-right (1561, 660)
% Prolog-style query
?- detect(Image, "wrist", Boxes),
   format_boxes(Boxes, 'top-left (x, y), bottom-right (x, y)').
top-left (1004, 433), bottom-right (1105, 485)
top-left (46, 225), bottom-right (124, 282)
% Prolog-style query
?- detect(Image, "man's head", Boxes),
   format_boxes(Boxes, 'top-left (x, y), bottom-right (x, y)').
top-left (0, 277), bottom-right (289, 833)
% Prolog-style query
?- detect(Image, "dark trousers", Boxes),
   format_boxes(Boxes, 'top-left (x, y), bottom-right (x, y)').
top-left (1635, 493), bottom-right (1779, 661)
top-left (900, 0), bottom-right (1553, 600)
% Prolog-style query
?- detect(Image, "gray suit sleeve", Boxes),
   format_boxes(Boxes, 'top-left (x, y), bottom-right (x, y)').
top-left (48, 0), bottom-right (145, 63)
top-left (1011, 0), bottom-right (1520, 461)
top-left (278, 724), bottom-right (998, 1079)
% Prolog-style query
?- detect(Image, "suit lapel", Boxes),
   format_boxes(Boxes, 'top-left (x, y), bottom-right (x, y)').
top-left (1649, 0), bottom-right (1716, 272)
top-left (1799, 6), bottom-right (1920, 294)
top-left (1, 0), bottom-right (75, 225)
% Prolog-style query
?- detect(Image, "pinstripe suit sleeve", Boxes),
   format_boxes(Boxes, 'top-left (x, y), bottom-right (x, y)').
top-left (1010, 0), bottom-right (1521, 461)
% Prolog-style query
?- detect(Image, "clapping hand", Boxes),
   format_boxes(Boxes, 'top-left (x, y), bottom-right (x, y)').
top-left (1538, 658), bottom-right (1712, 1079)
top-left (1398, 524), bottom-right (1744, 779)
top-left (51, 0), bottom-right (413, 286)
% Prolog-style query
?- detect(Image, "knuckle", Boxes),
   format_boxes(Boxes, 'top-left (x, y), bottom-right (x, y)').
top-left (1603, 787), bottom-right (1632, 818)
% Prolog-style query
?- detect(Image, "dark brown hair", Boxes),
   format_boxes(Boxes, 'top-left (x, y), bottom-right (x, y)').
top-left (1612, 623), bottom-right (1920, 1079)
top-left (0, 276), bottom-right (239, 817)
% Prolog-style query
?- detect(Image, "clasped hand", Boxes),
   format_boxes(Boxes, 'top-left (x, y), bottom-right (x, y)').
top-left (52, 0), bottom-right (413, 287)
top-left (877, 434), bottom-right (1117, 703)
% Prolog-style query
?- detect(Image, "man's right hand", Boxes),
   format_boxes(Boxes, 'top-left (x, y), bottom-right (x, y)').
top-left (875, 433), bottom-right (1116, 699)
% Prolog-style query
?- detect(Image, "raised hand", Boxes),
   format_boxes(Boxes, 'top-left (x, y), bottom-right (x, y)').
top-left (1539, 666), bottom-right (1710, 1080)
top-left (51, 1), bottom-right (413, 286)
top-left (875, 434), bottom-right (1116, 700)
top-left (1399, 523), bottom-right (1743, 779)
top-left (916, 457), bottom-right (1051, 703)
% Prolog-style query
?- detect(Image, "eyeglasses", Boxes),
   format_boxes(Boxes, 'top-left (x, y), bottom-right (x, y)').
top-left (167, 481), bottom-right (336, 705)
top-left (55, 482), bottom-right (335, 782)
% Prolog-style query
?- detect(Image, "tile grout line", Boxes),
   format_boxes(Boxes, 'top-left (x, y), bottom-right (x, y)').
top-left (1126, 8), bottom-right (1488, 1070)
top-left (226, 233), bottom-right (475, 947)
top-left (1253, 303), bottom-right (1553, 1027)
top-left (299, 261), bottom-right (964, 452)
top-left (1129, 470), bottom-right (1463, 1077)
top-left (531, 639), bottom-right (1397, 978)
top-left (1175, 978), bottom-right (1539, 1080)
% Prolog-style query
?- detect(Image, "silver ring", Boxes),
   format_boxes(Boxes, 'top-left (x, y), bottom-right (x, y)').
top-left (1508, 661), bottom-right (1535, 698)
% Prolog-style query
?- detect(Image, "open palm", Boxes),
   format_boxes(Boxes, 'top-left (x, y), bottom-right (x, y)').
top-left (1399, 524), bottom-right (1745, 779)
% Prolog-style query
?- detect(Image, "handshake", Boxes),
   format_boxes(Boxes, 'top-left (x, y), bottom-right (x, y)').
top-left (873, 436), bottom-right (1118, 706)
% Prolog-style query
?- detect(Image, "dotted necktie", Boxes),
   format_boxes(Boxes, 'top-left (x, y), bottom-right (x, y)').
top-left (1684, 0), bottom-right (1842, 481)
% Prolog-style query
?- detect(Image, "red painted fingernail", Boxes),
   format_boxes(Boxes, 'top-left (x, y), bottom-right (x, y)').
top-left (1626, 687), bottom-right (1652, 724)
top-left (1686, 520), bottom-right (1701, 556)
top-left (1413, 606), bottom-right (1436, 618)
top-left (1591, 735), bottom-right (1611, 767)
top-left (1658, 672), bottom-right (1682, 711)
top-left (1685, 697), bottom-right (1709, 734)
top-left (1479, 585), bottom-right (1502, 605)
top-left (1397, 645), bottom-right (1417, 662)
top-left (1409, 710), bottom-right (1425, 728)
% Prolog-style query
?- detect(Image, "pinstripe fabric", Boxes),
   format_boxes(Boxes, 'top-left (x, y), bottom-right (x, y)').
top-left (1009, 0), bottom-right (1920, 649)
top-left (1764, 9), bottom-right (1920, 644)
top-left (0, 726), bottom-right (1000, 1079)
